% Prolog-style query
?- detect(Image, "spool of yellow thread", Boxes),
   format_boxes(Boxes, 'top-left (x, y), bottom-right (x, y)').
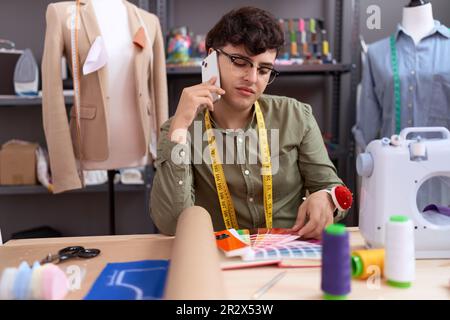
top-left (351, 249), bottom-right (385, 280)
top-left (322, 40), bottom-right (329, 56)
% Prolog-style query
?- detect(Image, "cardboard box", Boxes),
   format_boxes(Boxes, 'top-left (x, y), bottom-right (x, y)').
top-left (0, 140), bottom-right (38, 185)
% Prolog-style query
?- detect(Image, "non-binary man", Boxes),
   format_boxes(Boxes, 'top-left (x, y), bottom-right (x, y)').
top-left (150, 7), bottom-right (349, 238)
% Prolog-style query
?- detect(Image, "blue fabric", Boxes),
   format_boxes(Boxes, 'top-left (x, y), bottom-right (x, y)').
top-left (84, 260), bottom-right (169, 300)
top-left (354, 21), bottom-right (450, 145)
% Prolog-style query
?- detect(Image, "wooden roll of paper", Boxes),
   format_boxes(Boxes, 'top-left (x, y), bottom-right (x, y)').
top-left (164, 206), bottom-right (227, 299)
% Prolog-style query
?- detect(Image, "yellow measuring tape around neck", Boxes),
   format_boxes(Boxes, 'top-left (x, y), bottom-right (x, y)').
top-left (204, 101), bottom-right (273, 229)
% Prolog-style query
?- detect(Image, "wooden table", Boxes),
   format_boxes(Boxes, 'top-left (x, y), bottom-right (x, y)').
top-left (1, 228), bottom-right (449, 300)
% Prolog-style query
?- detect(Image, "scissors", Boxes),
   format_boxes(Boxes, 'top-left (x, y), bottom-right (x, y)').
top-left (40, 246), bottom-right (101, 264)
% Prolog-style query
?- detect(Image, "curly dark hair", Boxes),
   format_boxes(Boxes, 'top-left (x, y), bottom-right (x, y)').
top-left (205, 7), bottom-right (285, 56)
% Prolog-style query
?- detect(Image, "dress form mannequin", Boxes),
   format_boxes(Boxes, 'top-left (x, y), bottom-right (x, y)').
top-left (354, 0), bottom-right (450, 225)
top-left (401, 1), bottom-right (434, 45)
top-left (83, 0), bottom-right (147, 170)
top-left (42, 0), bottom-right (168, 194)
top-left (402, 0), bottom-right (450, 225)
top-left (84, 0), bottom-right (147, 235)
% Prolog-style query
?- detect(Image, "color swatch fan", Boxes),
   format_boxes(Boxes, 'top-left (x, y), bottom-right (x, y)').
top-left (245, 240), bottom-right (322, 262)
top-left (216, 228), bottom-right (322, 269)
top-left (248, 228), bottom-right (302, 247)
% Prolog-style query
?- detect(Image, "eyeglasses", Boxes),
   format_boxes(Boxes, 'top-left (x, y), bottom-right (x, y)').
top-left (215, 48), bottom-right (280, 85)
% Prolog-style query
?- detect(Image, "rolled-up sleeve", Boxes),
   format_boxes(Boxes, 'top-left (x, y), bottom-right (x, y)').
top-left (150, 120), bottom-right (194, 235)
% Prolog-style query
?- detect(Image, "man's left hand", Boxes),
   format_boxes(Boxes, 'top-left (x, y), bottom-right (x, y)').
top-left (291, 191), bottom-right (335, 239)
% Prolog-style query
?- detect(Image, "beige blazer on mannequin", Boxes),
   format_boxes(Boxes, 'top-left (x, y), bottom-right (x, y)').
top-left (42, 0), bottom-right (168, 193)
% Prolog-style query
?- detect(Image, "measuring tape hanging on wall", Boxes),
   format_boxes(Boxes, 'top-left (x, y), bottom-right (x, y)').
top-left (70, 0), bottom-right (85, 186)
top-left (390, 28), bottom-right (450, 134)
top-left (204, 101), bottom-right (273, 230)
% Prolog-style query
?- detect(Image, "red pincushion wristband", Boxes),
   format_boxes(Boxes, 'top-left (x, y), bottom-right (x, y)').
top-left (325, 185), bottom-right (353, 212)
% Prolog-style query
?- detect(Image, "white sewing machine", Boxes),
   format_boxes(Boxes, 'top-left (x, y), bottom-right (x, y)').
top-left (357, 127), bottom-right (450, 259)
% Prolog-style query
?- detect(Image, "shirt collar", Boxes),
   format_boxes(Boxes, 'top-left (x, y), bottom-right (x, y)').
top-left (395, 20), bottom-right (450, 41)
top-left (206, 105), bottom-right (257, 134)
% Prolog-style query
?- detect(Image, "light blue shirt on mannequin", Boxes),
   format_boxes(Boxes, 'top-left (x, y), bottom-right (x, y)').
top-left (354, 20), bottom-right (450, 146)
top-left (353, 21), bottom-right (450, 219)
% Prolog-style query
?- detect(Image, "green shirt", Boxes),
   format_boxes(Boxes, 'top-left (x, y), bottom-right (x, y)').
top-left (150, 94), bottom-right (345, 235)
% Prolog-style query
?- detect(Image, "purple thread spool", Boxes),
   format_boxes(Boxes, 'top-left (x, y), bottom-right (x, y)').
top-left (321, 223), bottom-right (351, 299)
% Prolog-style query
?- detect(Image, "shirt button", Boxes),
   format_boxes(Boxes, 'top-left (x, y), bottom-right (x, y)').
top-left (244, 169), bottom-right (250, 176)
top-left (409, 86), bottom-right (414, 91)
top-left (411, 70), bottom-right (416, 75)
top-left (249, 197), bottom-right (254, 202)
top-left (178, 180), bottom-right (183, 185)
top-left (408, 103), bottom-right (413, 108)
top-left (407, 120), bottom-right (412, 125)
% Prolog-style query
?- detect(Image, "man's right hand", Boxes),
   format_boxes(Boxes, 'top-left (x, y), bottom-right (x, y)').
top-left (169, 77), bottom-right (225, 144)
